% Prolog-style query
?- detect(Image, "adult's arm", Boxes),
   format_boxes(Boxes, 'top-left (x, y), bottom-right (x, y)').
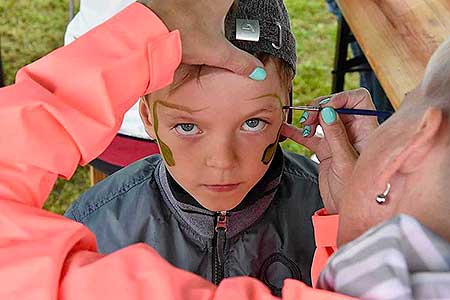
top-left (0, 3), bottom-right (179, 204)
top-left (0, 3), bottom-right (354, 299)
top-left (0, 4), bottom-right (274, 300)
top-left (0, 4), bottom-right (198, 299)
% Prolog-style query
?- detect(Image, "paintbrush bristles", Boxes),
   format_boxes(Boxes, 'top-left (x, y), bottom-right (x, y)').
top-left (282, 106), bottom-right (321, 111)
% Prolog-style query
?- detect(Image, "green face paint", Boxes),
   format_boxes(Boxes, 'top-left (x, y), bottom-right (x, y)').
top-left (153, 94), bottom-right (286, 167)
top-left (250, 94), bottom-right (286, 165)
top-left (152, 101), bottom-right (176, 167)
top-left (151, 100), bottom-right (207, 167)
top-left (261, 127), bottom-right (281, 165)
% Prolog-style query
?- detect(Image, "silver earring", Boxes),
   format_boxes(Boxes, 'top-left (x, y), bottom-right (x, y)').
top-left (376, 183), bottom-right (391, 204)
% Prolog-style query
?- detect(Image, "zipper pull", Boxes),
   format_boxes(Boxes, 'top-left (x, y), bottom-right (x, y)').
top-left (215, 211), bottom-right (227, 271)
top-left (215, 211), bottom-right (228, 232)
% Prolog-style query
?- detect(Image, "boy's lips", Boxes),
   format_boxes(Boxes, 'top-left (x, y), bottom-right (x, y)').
top-left (202, 183), bottom-right (242, 192)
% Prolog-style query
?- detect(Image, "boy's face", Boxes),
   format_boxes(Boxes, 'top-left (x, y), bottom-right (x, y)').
top-left (141, 61), bottom-right (289, 211)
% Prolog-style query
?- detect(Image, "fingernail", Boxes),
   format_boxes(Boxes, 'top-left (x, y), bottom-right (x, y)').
top-left (302, 125), bottom-right (311, 137)
top-left (299, 111), bottom-right (309, 124)
top-left (319, 97), bottom-right (331, 105)
top-left (249, 67), bottom-right (267, 81)
top-left (321, 107), bottom-right (337, 125)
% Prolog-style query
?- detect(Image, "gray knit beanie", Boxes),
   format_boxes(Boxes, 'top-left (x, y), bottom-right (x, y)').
top-left (225, 0), bottom-right (297, 75)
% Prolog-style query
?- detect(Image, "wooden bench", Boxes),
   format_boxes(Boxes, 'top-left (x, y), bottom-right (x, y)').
top-left (337, 0), bottom-right (450, 108)
top-left (90, 166), bottom-right (108, 185)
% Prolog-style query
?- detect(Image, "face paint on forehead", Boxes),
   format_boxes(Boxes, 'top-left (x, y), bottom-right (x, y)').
top-left (250, 92), bottom-right (287, 126)
top-left (152, 100), bottom-right (176, 167)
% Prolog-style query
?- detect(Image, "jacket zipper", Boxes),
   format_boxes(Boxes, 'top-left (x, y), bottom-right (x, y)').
top-left (213, 211), bottom-right (227, 285)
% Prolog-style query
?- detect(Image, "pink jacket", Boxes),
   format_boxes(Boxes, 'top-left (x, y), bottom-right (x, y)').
top-left (0, 3), bottom-right (354, 299)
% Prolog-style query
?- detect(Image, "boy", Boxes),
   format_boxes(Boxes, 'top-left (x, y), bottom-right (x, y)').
top-left (66, 0), bottom-right (322, 294)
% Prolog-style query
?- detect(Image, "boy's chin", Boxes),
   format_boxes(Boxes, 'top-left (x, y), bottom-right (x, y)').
top-left (194, 193), bottom-right (245, 212)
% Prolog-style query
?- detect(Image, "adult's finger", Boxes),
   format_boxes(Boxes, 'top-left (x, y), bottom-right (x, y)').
top-left (331, 88), bottom-right (375, 110)
top-left (138, 0), bottom-right (268, 81)
top-left (319, 107), bottom-right (359, 162)
top-left (300, 94), bottom-right (332, 126)
top-left (302, 89), bottom-right (376, 125)
top-left (208, 39), bottom-right (266, 80)
top-left (281, 123), bottom-right (322, 153)
top-left (297, 95), bottom-right (331, 139)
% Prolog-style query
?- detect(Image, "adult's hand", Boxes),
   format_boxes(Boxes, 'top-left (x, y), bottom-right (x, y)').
top-left (281, 88), bottom-right (379, 214)
top-left (137, 0), bottom-right (266, 80)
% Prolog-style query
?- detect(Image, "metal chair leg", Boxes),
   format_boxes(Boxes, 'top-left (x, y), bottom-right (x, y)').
top-left (69, 0), bottom-right (75, 21)
top-left (332, 16), bottom-right (373, 94)
top-left (332, 16), bottom-right (351, 93)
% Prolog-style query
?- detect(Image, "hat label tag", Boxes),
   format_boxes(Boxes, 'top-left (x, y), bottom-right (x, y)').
top-left (236, 19), bottom-right (260, 42)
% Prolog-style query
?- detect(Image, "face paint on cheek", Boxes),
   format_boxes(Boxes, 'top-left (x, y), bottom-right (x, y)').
top-left (261, 127), bottom-right (282, 165)
top-left (152, 101), bottom-right (176, 167)
top-left (261, 96), bottom-right (285, 165)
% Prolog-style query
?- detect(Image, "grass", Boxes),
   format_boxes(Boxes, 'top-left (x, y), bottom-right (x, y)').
top-left (1, 0), bottom-right (357, 214)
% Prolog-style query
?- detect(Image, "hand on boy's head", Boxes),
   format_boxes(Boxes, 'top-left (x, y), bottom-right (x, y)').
top-left (137, 0), bottom-right (265, 80)
top-left (281, 88), bottom-right (379, 214)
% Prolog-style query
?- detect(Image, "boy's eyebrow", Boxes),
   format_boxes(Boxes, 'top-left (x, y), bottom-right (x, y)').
top-left (246, 93), bottom-right (283, 107)
top-left (157, 100), bottom-right (209, 114)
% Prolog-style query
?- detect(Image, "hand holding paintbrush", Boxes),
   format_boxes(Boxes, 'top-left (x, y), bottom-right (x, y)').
top-left (281, 89), bottom-right (383, 141)
top-left (283, 97), bottom-right (392, 119)
top-left (281, 89), bottom-right (393, 139)
top-left (280, 88), bottom-right (382, 213)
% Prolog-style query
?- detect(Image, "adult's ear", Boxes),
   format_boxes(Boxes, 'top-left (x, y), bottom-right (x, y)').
top-left (377, 107), bottom-right (444, 184)
top-left (139, 97), bottom-right (157, 140)
top-left (396, 107), bottom-right (443, 173)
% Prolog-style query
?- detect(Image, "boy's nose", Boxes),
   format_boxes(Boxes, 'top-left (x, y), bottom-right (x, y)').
top-left (205, 138), bottom-right (238, 170)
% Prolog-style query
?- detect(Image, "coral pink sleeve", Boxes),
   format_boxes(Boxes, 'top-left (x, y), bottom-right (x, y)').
top-left (0, 4), bottom-right (353, 299)
top-left (310, 208), bottom-right (339, 288)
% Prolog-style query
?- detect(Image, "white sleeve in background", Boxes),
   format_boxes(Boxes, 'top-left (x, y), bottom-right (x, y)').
top-left (65, 0), bottom-right (150, 140)
top-left (64, 0), bottom-right (136, 45)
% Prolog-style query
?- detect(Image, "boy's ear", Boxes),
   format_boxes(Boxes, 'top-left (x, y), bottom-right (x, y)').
top-left (139, 97), bottom-right (157, 140)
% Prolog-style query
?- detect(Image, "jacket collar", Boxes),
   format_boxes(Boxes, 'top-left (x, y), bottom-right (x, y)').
top-left (155, 147), bottom-right (284, 239)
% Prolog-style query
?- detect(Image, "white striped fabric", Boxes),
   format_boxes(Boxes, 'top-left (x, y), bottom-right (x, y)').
top-left (317, 215), bottom-right (450, 300)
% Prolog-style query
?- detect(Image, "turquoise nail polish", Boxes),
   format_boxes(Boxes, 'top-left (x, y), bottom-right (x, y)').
top-left (299, 111), bottom-right (309, 124)
top-left (319, 97), bottom-right (331, 105)
top-left (321, 107), bottom-right (337, 125)
top-left (249, 67), bottom-right (267, 81)
top-left (302, 125), bottom-right (311, 137)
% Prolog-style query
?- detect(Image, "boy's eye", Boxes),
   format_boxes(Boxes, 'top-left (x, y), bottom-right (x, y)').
top-left (241, 118), bottom-right (267, 132)
top-left (175, 123), bottom-right (200, 135)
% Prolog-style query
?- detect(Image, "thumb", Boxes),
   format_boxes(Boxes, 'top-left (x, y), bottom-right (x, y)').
top-left (320, 107), bottom-right (358, 162)
top-left (212, 39), bottom-right (267, 80)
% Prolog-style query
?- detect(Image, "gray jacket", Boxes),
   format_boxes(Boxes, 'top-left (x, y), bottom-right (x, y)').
top-left (65, 149), bottom-right (322, 295)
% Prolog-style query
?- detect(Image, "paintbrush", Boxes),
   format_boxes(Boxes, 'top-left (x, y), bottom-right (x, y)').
top-left (282, 105), bottom-right (393, 119)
